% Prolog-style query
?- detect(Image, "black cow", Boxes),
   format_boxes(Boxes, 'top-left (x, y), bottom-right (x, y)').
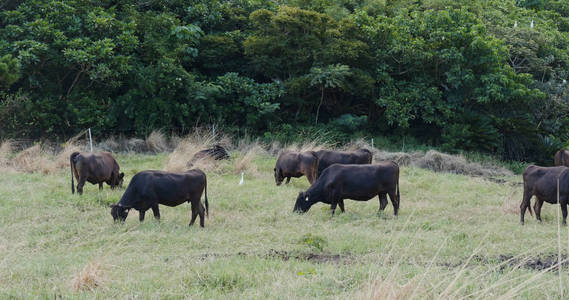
top-left (70, 152), bottom-right (124, 195)
top-left (293, 162), bottom-right (400, 216)
top-left (188, 145), bottom-right (230, 167)
top-left (315, 149), bottom-right (372, 178)
top-left (274, 151), bottom-right (319, 185)
top-left (110, 169), bottom-right (209, 227)
top-left (521, 165), bottom-right (569, 225)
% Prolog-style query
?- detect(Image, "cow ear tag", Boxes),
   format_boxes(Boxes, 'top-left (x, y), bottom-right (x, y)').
top-left (305, 196), bottom-right (309, 201)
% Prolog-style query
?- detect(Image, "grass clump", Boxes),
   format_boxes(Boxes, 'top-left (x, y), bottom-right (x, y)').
top-left (71, 261), bottom-right (104, 292)
top-left (146, 130), bottom-right (170, 153)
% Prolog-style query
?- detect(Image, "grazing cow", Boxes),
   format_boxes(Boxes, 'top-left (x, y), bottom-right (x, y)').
top-left (188, 145), bottom-right (230, 167)
top-left (70, 152), bottom-right (124, 195)
top-left (110, 169), bottom-right (209, 227)
top-left (293, 162), bottom-right (400, 216)
top-left (315, 149), bottom-right (372, 178)
top-left (274, 151), bottom-right (319, 185)
top-left (554, 149), bottom-right (569, 167)
top-left (521, 165), bottom-right (569, 225)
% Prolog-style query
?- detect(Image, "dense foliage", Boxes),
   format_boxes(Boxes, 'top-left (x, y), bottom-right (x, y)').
top-left (1, 0), bottom-right (568, 163)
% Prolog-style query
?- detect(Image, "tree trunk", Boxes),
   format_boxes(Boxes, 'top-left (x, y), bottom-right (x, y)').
top-left (315, 87), bottom-right (324, 125)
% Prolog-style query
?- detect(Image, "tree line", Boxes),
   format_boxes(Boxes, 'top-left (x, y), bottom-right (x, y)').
top-left (1, 0), bottom-right (568, 163)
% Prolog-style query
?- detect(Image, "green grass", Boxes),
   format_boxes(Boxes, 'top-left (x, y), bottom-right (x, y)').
top-left (1, 153), bottom-right (569, 298)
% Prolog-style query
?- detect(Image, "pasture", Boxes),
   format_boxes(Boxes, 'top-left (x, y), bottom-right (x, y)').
top-left (1, 148), bottom-right (569, 298)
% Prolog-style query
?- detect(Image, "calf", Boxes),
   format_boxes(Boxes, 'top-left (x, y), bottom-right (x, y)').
top-left (521, 165), bottom-right (569, 225)
top-left (293, 162), bottom-right (400, 216)
top-left (315, 149), bottom-right (372, 178)
top-left (110, 169), bottom-right (209, 227)
top-left (70, 152), bottom-right (124, 195)
top-left (274, 151), bottom-right (319, 185)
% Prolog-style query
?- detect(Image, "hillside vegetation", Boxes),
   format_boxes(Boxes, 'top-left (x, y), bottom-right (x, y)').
top-left (1, 0), bottom-right (569, 163)
top-left (1, 140), bottom-right (569, 298)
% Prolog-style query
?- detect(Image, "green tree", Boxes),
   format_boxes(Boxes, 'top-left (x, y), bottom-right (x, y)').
top-left (306, 64), bottom-right (352, 124)
top-left (0, 54), bottom-right (19, 90)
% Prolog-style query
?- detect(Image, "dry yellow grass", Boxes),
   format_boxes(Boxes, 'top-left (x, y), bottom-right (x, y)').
top-left (283, 139), bottom-right (334, 153)
top-left (54, 142), bottom-right (82, 169)
top-left (164, 131), bottom-right (218, 173)
top-left (71, 261), bottom-right (104, 292)
top-left (357, 276), bottom-right (416, 300)
top-left (0, 140), bottom-right (14, 172)
top-left (502, 189), bottom-right (521, 215)
top-left (233, 144), bottom-right (264, 176)
top-left (146, 130), bottom-right (169, 153)
top-left (12, 144), bottom-right (56, 174)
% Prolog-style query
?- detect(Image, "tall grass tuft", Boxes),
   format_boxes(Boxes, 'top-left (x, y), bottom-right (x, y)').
top-left (71, 261), bottom-right (104, 291)
top-left (233, 142), bottom-right (264, 176)
top-left (164, 130), bottom-right (217, 172)
top-left (146, 130), bottom-right (169, 153)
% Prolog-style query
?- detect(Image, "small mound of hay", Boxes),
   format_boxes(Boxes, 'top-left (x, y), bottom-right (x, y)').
top-left (373, 150), bottom-right (422, 167)
top-left (97, 136), bottom-right (121, 152)
top-left (127, 138), bottom-right (146, 153)
top-left (416, 150), bottom-right (513, 177)
top-left (146, 130), bottom-right (169, 153)
top-left (13, 144), bottom-right (56, 174)
top-left (71, 261), bottom-right (104, 292)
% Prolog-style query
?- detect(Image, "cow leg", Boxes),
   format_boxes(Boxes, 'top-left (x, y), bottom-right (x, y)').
top-left (330, 201), bottom-right (337, 217)
top-left (534, 198), bottom-right (544, 223)
top-left (152, 204), bottom-right (160, 220)
top-left (388, 190), bottom-right (399, 216)
top-left (139, 210), bottom-right (146, 222)
top-left (99, 183), bottom-right (103, 191)
top-left (189, 201), bottom-right (198, 226)
top-left (378, 193), bottom-right (388, 211)
top-left (338, 200), bottom-right (345, 213)
top-left (562, 201), bottom-right (568, 226)
top-left (198, 202), bottom-right (205, 228)
top-left (520, 188), bottom-right (532, 225)
top-left (285, 177), bottom-right (291, 184)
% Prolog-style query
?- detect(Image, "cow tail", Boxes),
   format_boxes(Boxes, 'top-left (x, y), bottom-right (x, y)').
top-left (563, 149), bottom-right (566, 167)
top-left (70, 152), bottom-right (80, 194)
top-left (204, 175), bottom-right (209, 217)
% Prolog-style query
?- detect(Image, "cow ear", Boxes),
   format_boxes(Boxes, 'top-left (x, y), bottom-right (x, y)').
top-left (109, 204), bottom-right (116, 208)
top-left (119, 172), bottom-right (124, 179)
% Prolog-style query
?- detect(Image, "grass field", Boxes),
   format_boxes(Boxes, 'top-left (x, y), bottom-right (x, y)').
top-left (1, 151), bottom-right (569, 299)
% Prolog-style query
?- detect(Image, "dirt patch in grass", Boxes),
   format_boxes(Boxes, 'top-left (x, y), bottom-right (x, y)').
top-left (198, 250), bottom-right (354, 264)
top-left (440, 254), bottom-right (569, 271)
top-left (266, 249), bottom-right (353, 264)
top-left (492, 254), bottom-right (569, 271)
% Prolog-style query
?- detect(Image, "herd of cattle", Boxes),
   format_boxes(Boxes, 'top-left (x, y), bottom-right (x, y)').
top-left (68, 146), bottom-right (569, 227)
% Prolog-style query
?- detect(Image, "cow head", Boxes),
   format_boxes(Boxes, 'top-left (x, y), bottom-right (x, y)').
top-left (274, 168), bottom-right (284, 186)
top-left (293, 191), bottom-right (312, 213)
top-left (110, 204), bottom-right (130, 222)
top-left (115, 172), bottom-right (125, 188)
